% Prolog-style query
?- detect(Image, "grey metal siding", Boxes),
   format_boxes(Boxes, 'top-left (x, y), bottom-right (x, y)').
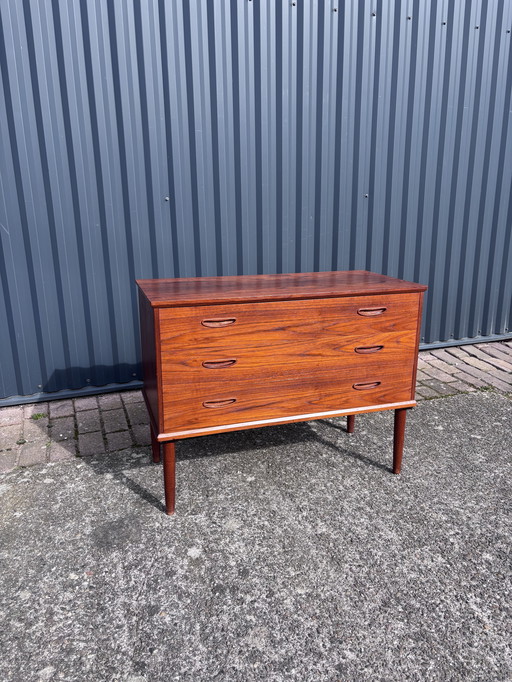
top-left (0, 0), bottom-right (511, 402)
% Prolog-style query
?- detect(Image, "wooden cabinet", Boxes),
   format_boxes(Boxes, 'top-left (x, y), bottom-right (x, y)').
top-left (137, 270), bottom-right (427, 515)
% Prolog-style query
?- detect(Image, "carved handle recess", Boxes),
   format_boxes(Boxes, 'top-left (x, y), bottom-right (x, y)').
top-left (201, 317), bottom-right (236, 328)
top-left (354, 345), bottom-right (384, 354)
top-left (352, 381), bottom-right (381, 390)
top-left (357, 307), bottom-right (387, 317)
top-left (202, 398), bottom-right (237, 408)
top-left (202, 359), bottom-right (237, 369)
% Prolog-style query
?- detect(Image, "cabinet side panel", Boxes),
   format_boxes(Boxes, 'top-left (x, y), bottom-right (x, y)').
top-left (410, 292), bottom-right (425, 399)
top-left (138, 290), bottom-right (160, 432)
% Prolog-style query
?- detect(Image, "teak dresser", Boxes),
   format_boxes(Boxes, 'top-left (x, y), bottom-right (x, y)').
top-left (136, 271), bottom-right (427, 515)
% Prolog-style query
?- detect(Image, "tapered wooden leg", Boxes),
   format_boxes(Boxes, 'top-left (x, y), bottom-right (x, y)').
top-left (393, 408), bottom-right (408, 474)
top-left (150, 423), bottom-right (161, 463)
top-left (163, 441), bottom-right (176, 515)
top-left (347, 414), bottom-right (355, 433)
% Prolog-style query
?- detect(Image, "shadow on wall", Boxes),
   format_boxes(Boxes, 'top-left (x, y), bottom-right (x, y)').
top-left (41, 363), bottom-right (142, 395)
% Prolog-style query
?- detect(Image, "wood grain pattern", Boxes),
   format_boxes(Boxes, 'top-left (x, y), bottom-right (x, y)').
top-left (159, 293), bottom-right (418, 363)
top-left (161, 339), bottom-right (415, 390)
top-left (161, 366), bottom-right (413, 432)
top-left (137, 270), bottom-right (427, 307)
top-left (138, 289), bottom-right (160, 432)
top-left (410, 292), bottom-right (425, 399)
top-left (393, 408), bottom-right (408, 474)
top-left (159, 295), bottom-right (419, 399)
top-left (163, 441), bottom-right (176, 515)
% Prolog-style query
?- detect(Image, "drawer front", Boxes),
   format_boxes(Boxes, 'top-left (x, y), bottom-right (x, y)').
top-left (159, 293), bottom-right (419, 349)
top-left (161, 366), bottom-right (413, 433)
top-left (161, 327), bottom-right (416, 385)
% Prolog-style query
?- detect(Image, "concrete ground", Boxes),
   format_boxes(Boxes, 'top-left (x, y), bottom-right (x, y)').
top-left (0, 389), bottom-right (511, 681)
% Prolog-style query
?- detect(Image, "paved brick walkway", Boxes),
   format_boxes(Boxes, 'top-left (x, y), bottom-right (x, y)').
top-left (0, 340), bottom-right (511, 474)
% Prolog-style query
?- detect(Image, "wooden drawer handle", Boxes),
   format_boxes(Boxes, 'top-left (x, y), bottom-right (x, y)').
top-left (354, 345), bottom-right (384, 354)
top-left (202, 359), bottom-right (237, 369)
top-left (201, 317), bottom-right (236, 328)
top-left (202, 398), bottom-right (237, 408)
top-left (357, 307), bottom-right (387, 316)
top-left (352, 381), bottom-right (381, 390)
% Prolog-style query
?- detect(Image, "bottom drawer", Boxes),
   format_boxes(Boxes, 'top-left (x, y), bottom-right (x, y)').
top-left (162, 368), bottom-right (413, 433)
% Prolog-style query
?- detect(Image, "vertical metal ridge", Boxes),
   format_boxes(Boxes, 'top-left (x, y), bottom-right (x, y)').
top-left (1, 0), bottom-right (512, 401)
top-left (229, 1), bottom-right (243, 275)
top-left (293, 0), bottom-right (304, 272)
top-left (78, 0), bottom-right (120, 383)
top-left (22, 0), bottom-right (72, 390)
top-left (205, 0), bottom-right (223, 274)
top-left (133, 0), bottom-right (159, 279)
top-left (330, 0), bottom-right (345, 271)
top-left (0, 1), bottom-right (48, 391)
top-left (312, 0), bottom-right (326, 272)
top-left (51, 0), bottom-right (96, 376)
top-left (482, 4), bottom-right (512, 335)
top-left (467, 1), bottom-right (505, 337)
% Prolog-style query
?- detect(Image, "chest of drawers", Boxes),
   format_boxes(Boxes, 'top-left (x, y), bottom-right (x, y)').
top-left (137, 271), bottom-right (427, 515)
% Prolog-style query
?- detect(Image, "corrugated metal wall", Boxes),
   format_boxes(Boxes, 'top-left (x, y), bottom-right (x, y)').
top-left (1, 0), bottom-right (511, 403)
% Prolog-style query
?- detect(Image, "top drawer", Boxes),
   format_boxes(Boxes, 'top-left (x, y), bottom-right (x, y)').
top-left (158, 292), bottom-right (421, 352)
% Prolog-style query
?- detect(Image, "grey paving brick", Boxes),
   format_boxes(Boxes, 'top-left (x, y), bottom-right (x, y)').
top-left (420, 379), bottom-right (459, 396)
top-left (464, 345), bottom-right (512, 373)
top-left (97, 393), bottom-right (123, 411)
top-left (429, 348), bottom-right (463, 366)
top-left (121, 391), bottom-right (144, 405)
top-left (125, 402), bottom-right (148, 426)
top-left (131, 424), bottom-right (151, 446)
top-left (0, 406), bottom-right (24, 427)
top-left (420, 363), bottom-right (456, 384)
top-left (442, 346), bottom-right (471, 361)
top-left (76, 409), bottom-right (102, 434)
top-left (475, 342), bottom-right (512, 364)
top-left (48, 416), bottom-right (75, 443)
top-left (0, 449), bottom-right (17, 473)
top-left (23, 402), bottom-right (48, 419)
top-left (415, 369), bottom-right (431, 382)
top-left (0, 424), bottom-right (23, 451)
top-left (49, 400), bottom-right (74, 418)
top-left (18, 442), bottom-right (48, 466)
top-left (414, 384), bottom-right (440, 399)
top-left (452, 369), bottom-right (491, 389)
top-left (447, 379), bottom-right (476, 393)
top-left (23, 418), bottom-right (49, 443)
top-left (74, 396), bottom-right (98, 411)
top-left (78, 432), bottom-right (105, 457)
top-left (106, 431), bottom-right (133, 452)
top-left (102, 408), bottom-right (129, 434)
top-left (48, 441), bottom-right (76, 461)
top-left (459, 357), bottom-right (512, 390)
top-left (424, 357), bottom-right (459, 375)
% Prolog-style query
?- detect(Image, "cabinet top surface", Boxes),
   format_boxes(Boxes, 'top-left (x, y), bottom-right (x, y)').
top-left (137, 270), bottom-right (427, 307)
